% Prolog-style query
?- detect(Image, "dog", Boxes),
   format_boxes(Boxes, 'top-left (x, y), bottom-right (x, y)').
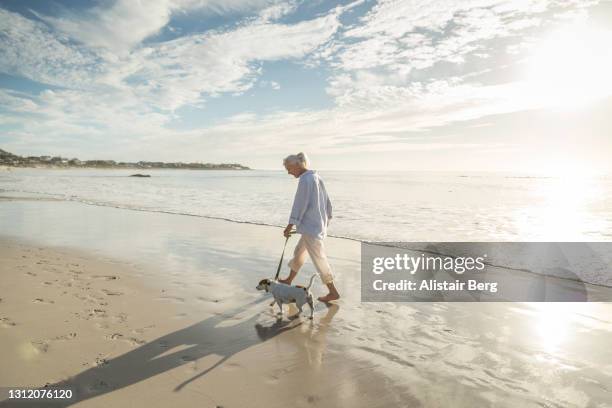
top-left (256, 275), bottom-right (316, 319)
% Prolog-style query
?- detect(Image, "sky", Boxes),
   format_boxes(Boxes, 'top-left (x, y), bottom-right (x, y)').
top-left (0, 0), bottom-right (611, 172)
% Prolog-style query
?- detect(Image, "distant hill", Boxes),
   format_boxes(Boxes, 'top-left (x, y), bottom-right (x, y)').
top-left (0, 149), bottom-right (250, 170)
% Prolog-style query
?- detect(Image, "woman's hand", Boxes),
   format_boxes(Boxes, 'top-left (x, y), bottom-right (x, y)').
top-left (284, 224), bottom-right (294, 238)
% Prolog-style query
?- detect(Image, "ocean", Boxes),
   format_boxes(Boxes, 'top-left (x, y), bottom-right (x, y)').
top-left (1, 168), bottom-right (611, 242)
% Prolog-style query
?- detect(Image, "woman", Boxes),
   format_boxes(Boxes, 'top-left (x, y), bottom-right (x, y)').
top-left (279, 152), bottom-right (340, 302)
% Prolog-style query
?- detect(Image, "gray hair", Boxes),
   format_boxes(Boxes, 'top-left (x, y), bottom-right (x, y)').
top-left (283, 152), bottom-right (309, 169)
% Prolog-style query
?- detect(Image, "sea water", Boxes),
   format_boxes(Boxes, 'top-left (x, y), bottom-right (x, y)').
top-left (1, 168), bottom-right (611, 243)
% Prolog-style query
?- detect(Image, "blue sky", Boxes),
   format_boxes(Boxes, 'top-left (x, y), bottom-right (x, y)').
top-left (1, 0), bottom-right (611, 172)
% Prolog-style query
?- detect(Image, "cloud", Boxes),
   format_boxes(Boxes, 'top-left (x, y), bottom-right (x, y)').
top-left (257, 0), bottom-right (298, 22)
top-left (331, 0), bottom-right (549, 80)
top-left (32, 0), bottom-right (285, 54)
top-left (0, 9), bottom-right (102, 88)
top-left (0, 2), bottom-right (340, 109)
top-left (322, 0), bottom-right (604, 116)
top-left (0, 1), bottom-right (342, 156)
top-left (0, 89), bottom-right (39, 114)
top-left (118, 10), bottom-right (340, 109)
top-left (32, 0), bottom-right (173, 54)
top-left (0, 0), bottom-right (609, 170)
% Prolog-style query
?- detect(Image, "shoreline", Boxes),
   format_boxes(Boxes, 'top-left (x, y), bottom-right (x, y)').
top-left (0, 190), bottom-right (367, 244)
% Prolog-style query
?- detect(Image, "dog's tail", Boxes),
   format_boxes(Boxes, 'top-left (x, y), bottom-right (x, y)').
top-left (306, 274), bottom-right (317, 291)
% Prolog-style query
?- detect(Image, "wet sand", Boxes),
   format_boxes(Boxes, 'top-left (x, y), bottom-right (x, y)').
top-left (1, 198), bottom-right (612, 407)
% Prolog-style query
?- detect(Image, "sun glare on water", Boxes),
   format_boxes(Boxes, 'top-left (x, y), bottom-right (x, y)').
top-left (524, 23), bottom-right (612, 109)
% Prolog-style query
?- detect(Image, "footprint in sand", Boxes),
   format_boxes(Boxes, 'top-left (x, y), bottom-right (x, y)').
top-left (88, 379), bottom-right (109, 391)
top-left (132, 324), bottom-right (155, 334)
top-left (73, 293), bottom-right (91, 303)
top-left (25, 271), bottom-right (37, 277)
top-left (221, 362), bottom-right (242, 372)
top-left (32, 298), bottom-right (55, 304)
top-left (1, 317), bottom-right (17, 328)
top-left (111, 313), bottom-right (128, 324)
top-left (196, 296), bottom-right (221, 303)
top-left (88, 308), bottom-right (107, 318)
top-left (53, 333), bottom-right (77, 341)
top-left (264, 374), bottom-right (280, 385)
top-left (94, 356), bottom-right (109, 367)
top-left (157, 295), bottom-right (186, 303)
top-left (101, 289), bottom-right (123, 296)
top-left (107, 333), bottom-right (146, 346)
top-left (82, 288), bottom-right (106, 303)
top-left (93, 275), bottom-right (118, 281)
top-left (31, 340), bottom-right (50, 353)
top-left (125, 337), bottom-right (146, 346)
top-left (303, 395), bottom-right (320, 404)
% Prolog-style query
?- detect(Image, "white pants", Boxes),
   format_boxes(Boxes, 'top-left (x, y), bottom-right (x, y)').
top-left (287, 234), bottom-right (334, 284)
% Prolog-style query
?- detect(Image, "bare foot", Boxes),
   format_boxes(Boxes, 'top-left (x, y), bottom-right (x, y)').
top-left (318, 293), bottom-right (340, 303)
top-left (278, 270), bottom-right (297, 285)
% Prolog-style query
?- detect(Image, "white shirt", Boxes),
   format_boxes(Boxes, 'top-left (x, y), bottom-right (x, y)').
top-left (288, 170), bottom-right (332, 239)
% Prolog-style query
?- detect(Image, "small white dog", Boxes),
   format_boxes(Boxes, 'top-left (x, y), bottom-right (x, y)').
top-left (256, 275), bottom-right (316, 319)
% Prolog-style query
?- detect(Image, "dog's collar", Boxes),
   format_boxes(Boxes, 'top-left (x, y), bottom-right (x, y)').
top-left (265, 280), bottom-right (277, 292)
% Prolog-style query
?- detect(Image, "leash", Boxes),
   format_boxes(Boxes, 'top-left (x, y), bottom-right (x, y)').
top-left (274, 233), bottom-right (293, 281)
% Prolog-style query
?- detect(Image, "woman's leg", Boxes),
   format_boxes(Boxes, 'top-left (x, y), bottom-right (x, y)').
top-left (302, 236), bottom-right (340, 302)
top-left (279, 235), bottom-right (307, 284)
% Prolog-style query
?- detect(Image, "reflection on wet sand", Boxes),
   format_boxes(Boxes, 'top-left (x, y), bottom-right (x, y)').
top-left (255, 303), bottom-right (339, 368)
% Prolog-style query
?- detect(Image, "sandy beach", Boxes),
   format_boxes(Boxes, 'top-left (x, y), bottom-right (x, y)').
top-left (1, 197), bottom-right (612, 407)
top-left (3, 0), bottom-right (612, 405)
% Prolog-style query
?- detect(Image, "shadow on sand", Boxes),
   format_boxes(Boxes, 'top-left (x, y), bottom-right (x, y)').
top-left (1, 297), bottom-right (308, 407)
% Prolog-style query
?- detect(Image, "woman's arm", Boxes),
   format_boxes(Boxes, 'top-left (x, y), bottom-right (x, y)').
top-left (288, 176), bottom-right (313, 227)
